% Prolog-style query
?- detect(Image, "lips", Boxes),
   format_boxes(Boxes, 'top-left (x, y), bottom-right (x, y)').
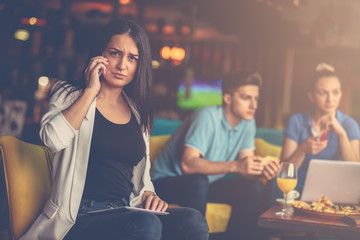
top-left (113, 73), bottom-right (126, 79)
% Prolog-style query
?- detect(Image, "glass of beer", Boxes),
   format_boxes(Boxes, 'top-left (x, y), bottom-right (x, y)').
top-left (276, 162), bottom-right (297, 216)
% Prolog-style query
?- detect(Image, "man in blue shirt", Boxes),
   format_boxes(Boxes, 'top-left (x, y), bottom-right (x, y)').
top-left (153, 70), bottom-right (279, 240)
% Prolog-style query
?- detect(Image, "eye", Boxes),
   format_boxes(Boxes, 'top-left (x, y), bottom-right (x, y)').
top-left (317, 90), bottom-right (327, 96)
top-left (110, 51), bottom-right (120, 57)
top-left (240, 95), bottom-right (250, 100)
top-left (129, 55), bottom-right (139, 62)
top-left (333, 89), bottom-right (340, 96)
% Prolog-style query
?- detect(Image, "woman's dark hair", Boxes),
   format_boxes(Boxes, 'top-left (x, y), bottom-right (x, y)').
top-left (53, 18), bottom-right (153, 133)
top-left (222, 70), bottom-right (263, 95)
top-left (310, 63), bottom-right (340, 90)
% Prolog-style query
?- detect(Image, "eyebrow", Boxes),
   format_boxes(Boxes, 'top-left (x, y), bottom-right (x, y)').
top-left (108, 47), bottom-right (139, 57)
top-left (317, 88), bottom-right (340, 92)
top-left (240, 93), bottom-right (259, 98)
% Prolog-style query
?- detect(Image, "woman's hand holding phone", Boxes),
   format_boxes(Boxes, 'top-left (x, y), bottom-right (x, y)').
top-left (301, 136), bottom-right (328, 155)
top-left (84, 56), bottom-right (108, 94)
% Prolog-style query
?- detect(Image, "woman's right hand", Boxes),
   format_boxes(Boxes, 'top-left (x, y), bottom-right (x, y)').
top-left (300, 136), bottom-right (328, 155)
top-left (140, 191), bottom-right (168, 212)
top-left (84, 56), bottom-right (108, 93)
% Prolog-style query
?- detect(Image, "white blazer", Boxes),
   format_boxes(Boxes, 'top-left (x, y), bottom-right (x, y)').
top-left (20, 82), bottom-right (155, 240)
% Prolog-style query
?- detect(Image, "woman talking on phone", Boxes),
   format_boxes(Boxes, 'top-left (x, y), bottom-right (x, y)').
top-left (20, 19), bottom-right (208, 240)
top-left (280, 63), bottom-right (360, 192)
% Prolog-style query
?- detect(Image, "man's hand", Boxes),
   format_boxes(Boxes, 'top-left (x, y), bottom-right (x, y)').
top-left (140, 191), bottom-right (168, 212)
top-left (261, 159), bottom-right (280, 180)
top-left (234, 156), bottom-right (265, 177)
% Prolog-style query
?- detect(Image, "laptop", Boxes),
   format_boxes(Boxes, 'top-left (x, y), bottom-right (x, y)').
top-left (301, 159), bottom-right (360, 205)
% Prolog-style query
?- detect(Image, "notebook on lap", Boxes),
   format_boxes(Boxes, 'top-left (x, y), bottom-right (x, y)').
top-left (301, 159), bottom-right (360, 205)
top-left (88, 206), bottom-right (169, 215)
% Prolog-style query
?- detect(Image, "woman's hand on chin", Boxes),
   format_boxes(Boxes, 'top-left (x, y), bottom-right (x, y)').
top-left (319, 114), bottom-right (346, 136)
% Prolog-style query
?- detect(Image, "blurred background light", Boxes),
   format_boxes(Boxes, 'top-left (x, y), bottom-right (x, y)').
top-left (152, 60), bottom-right (160, 69)
top-left (170, 47), bottom-right (185, 61)
top-left (29, 17), bottom-right (37, 25)
top-left (21, 17), bottom-right (47, 26)
top-left (119, 0), bottom-right (132, 5)
top-left (160, 46), bottom-right (171, 60)
top-left (38, 76), bottom-right (49, 88)
top-left (14, 29), bottom-right (30, 41)
top-left (181, 26), bottom-right (191, 35)
top-left (162, 25), bottom-right (175, 35)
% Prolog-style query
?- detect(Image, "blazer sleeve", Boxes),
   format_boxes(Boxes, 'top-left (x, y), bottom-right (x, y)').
top-left (39, 81), bottom-right (80, 153)
top-left (129, 130), bottom-right (155, 207)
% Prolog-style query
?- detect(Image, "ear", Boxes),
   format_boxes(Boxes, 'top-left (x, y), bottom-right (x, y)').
top-left (223, 93), bottom-right (232, 106)
top-left (308, 91), bottom-right (314, 103)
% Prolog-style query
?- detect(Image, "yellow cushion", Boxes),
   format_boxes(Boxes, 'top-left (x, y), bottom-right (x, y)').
top-left (206, 203), bottom-right (232, 233)
top-left (254, 138), bottom-right (282, 158)
top-left (255, 138), bottom-right (282, 184)
top-left (168, 202), bottom-right (232, 234)
top-left (167, 204), bottom-right (180, 208)
top-left (149, 135), bottom-right (171, 164)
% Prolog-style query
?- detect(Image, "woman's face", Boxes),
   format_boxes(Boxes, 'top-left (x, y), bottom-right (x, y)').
top-left (102, 33), bottom-right (139, 88)
top-left (309, 76), bottom-right (342, 114)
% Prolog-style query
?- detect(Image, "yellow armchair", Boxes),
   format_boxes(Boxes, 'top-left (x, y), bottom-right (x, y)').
top-left (0, 136), bottom-right (53, 240)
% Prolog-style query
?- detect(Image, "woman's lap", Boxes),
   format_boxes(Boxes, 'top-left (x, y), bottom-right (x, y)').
top-left (65, 210), bottom-right (161, 240)
top-left (159, 207), bottom-right (209, 240)
top-left (65, 207), bottom-right (208, 240)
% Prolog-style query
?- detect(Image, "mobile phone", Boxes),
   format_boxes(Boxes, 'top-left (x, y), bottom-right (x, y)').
top-left (99, 52), bottom-right (105, 79)
top-left (308, 126), bottom-right (320, 142)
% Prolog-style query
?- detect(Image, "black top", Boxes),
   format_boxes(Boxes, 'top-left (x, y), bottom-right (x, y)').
top-left (82, 108), bottom-right (146, 202)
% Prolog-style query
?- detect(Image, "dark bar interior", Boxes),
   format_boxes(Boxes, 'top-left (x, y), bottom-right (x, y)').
top-left (1, 1), bottom-right (360, 240)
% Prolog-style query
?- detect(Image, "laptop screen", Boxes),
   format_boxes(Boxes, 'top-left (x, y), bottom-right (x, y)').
top-left (301, 159), bottom-right (360, 205)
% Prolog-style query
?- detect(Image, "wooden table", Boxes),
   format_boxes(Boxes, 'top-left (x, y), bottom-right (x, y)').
top-left (258, 205), bottom-right (360, 239)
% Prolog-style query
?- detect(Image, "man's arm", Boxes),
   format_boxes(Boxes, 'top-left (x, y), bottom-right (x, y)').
top-left (238, 148), bottom-right (254, 159)
top-left (180, 146), bottom-right (264, 176)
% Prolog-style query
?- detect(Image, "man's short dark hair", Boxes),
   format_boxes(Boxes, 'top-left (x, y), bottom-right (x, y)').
top-left (222, 70), bottom-right (263, 95)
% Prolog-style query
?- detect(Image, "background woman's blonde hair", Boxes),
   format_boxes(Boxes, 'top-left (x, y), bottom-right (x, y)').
top-left (315, 63), bottom-right (335, 73)
top-left (310, 62), bottom-right (339, 90)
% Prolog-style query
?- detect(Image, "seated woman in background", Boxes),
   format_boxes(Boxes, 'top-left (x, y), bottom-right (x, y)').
top-left (20, 18), bottom-right (208, 240)
top-left (281, 63), bottom-right (360, 192)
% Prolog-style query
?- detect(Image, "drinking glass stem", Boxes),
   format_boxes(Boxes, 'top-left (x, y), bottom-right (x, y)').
top-left (283, 193), bottom-right (287, 213)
